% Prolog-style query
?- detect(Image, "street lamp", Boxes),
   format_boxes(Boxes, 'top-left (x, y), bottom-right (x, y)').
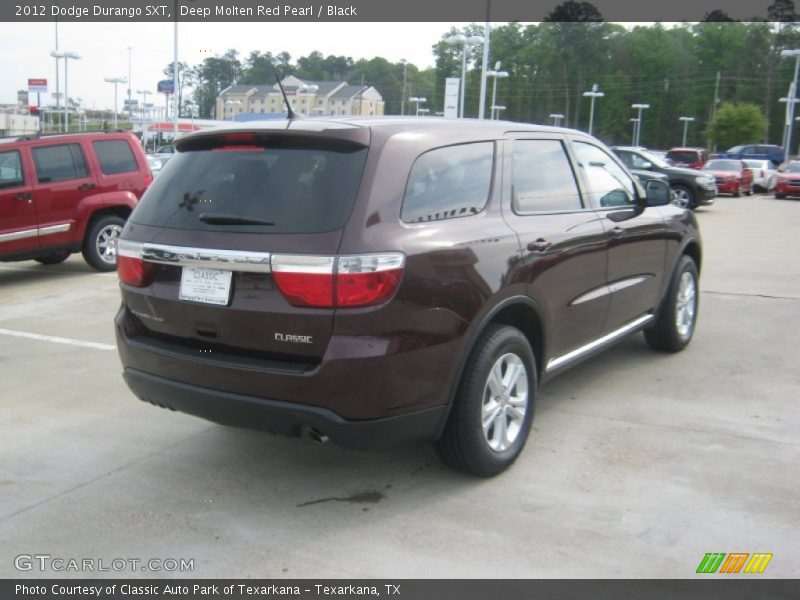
top-left (126, 46), bottom-right (133, 117)
top-left (781, 49), bottom-right (800, 163)
top-left (51, 51), bottom-right (80, 132)
top-left (583, 84), bottom-right (604, 135)
top-left (409, 96), bottom-right (427, 116)
top-left (631, 103), bottom-right (650, 146)
top-left (104, 76), bottom-right (127, 129)
top-left (549, 113), bottom-right (565, 127)
top-left (630, 118), bottom-right (640, 146)
top-left (445, 33), bottom-right (484, 118)
top-left (137, 89), bottom-right (152, 150)
top-left (225, 99), bottom-right (242, 121)
top-left (678, 116), bottom-right (695, 147)
top-left (487, 65), bottom-right (509, 120)
top-left (491, 105), bottom-right (506, 120)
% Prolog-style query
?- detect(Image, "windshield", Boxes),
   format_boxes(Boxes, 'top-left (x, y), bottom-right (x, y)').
top-left (786, 162), bottom-right (800, 173)
top-left (743, 160), bottom-right (766, 168)
top-left (131, 142), bottom-right (368, 234)
top-left (726, 145), bottom-right (745, 154)
top-left (705, 160), bottom-right (740, 171)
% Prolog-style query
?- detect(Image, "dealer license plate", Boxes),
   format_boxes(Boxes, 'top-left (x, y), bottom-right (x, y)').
top-left (179, 267), bottom-right (232, 306)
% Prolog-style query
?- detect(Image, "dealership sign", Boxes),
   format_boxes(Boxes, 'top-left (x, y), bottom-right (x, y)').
top-left (28, 78), bottom-right (48, 94)
top-left (157, 79), bottom-right (175, 94)
top-left (443, 78), bottom-right (459, 119)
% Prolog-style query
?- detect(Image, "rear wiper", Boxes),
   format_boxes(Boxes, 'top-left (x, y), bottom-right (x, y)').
top-left (198, 213), bottom-right (274, 226)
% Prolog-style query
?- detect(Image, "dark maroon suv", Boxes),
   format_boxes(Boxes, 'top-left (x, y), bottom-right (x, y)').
top-left (115, 118), bottom-right (701, 476)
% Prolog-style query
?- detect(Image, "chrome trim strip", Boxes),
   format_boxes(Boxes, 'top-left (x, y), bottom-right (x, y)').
top-left (571, 284), bottom-right (612, 306)
top-left (0, 227), bottom-right (38, 243)
top-left (609, 275), bottom-right (649, 294)
top-left (571, 275), bottom-right (651, 307)
top-left (545, 313), bottom-right (655, 372)
top-left (0, 222), bottom-right (71, 244)
top-left (38, 223), bottom-right (71, 237)
top-left (117, 240), bottom-right (273, 273)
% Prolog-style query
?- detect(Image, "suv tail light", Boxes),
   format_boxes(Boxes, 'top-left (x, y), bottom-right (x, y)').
top-left (116, 241), bottom-right (155, 287)
top-left (272, 253), bottom-right (405, 308)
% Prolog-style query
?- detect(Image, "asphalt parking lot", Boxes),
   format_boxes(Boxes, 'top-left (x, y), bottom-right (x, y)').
top-left (0, 195), bottom-right (798, 579)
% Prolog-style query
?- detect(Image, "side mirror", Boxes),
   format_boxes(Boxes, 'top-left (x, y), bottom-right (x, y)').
top-left (644, 180), bottom-right (672, 207)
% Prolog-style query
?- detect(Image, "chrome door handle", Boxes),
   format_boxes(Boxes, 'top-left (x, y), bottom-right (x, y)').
top-left (527, 238), bottom-right (552, 252)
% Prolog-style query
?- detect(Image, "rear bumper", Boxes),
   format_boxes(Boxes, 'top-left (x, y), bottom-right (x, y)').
top-left (123, 367), bottom-right (447, 449)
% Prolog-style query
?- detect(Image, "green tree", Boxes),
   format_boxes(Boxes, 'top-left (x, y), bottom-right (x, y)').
top-left (707, 102), bottom-right (768, 149)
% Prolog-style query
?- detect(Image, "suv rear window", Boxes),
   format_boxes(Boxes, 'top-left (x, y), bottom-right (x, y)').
top-left (401, 142), bottom-right (494, 223)
top-left (93, 140), bottom-right (138, 175)
top-left (131, 142), bottom-right (367, 234)
top-left (32, 144), bottom-right (88, 183)
top-left (666, 151), bottom-right (698, 163)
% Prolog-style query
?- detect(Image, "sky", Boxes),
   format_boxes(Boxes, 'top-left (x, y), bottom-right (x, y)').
top-left (0, 21), bottom-right (470, 110)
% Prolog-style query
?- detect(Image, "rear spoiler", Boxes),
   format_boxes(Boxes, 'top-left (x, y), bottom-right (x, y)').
top-left (175, 122), bottom-right (371, 152)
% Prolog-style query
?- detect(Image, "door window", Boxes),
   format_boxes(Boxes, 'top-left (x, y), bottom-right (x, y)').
top-left (512, 140), bottom-right (582, 213)
top-left (0, 151), bottom-right (24, 189)
top-left (574, 143), bottom-right (636, 208)
top-left (32, 144), bottom-right (88, 183)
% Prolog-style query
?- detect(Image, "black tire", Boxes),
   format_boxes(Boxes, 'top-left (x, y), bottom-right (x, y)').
top-left (645, 255), bottom-right (699, 353)
top-left (671, 184), bottom-right (695, 209)
top-left (733, 186), bottom-right (741, 198)
top-left (82, 214), bottom-right (125, 272)
top-left (435, 324), bottom-right (537, 477)
top-left (34, 250), bottom-right (71, 265)
top-left (776, 193), bottom-right (786, 199)
top-left (745, 186), bottom-right (752, 196)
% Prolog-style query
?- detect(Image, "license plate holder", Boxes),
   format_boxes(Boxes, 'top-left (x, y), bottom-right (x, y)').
top-left (179, 267), bottom-right (233, 306)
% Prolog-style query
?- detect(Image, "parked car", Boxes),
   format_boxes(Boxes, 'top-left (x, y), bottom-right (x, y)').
top-left (743, 159), bottom-right (777, 193)
top-left (612, 146), bottom-right (716, 209)
top-left (718, 144), bottom-right (784, 166)
top-left (0, 131), bottom-right (151, 270)
top-left (702, 159), bottom-right (754, 197)
top-left (115, 118), bottom-right (701, 476)
top-left (666, 147), bottom-right (709, 170)
top-left (774, 161), bottom-right (800, 198)
top-left (630, 168), bottom-right (674, 197)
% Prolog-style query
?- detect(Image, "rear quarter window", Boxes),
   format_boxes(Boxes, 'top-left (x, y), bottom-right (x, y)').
top-left (401, 142), bottom-right (494, 223)
top-left (93, 140), bottom-right (139, 175)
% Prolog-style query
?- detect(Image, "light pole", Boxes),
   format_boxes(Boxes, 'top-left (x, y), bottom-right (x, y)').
top-left (409, 96), bottom-right (427, 116)
top-left (445, 33), bottom-right (484, 118)
top-left (51, 51), bottom-right (81, 133)
top-left (104, 76), bottom-right (127, 129)
top-left (781, 49), bottom-right (800, 163)
top-left (631, 103), bottom-right (650, 147)
top-left (478, 21), bottom-right (490, 119)
top-left (491, 105), bottom-right (506, 120)
top-left (630, 118), bottom-right (640, 146)
top-left (679, 116), bottom-right (695, 147)
top-left (549, 113), bottom-right (564, 127)
top-left (400, 59), bottom-right (407, 116)
top-left (487, 64), bottom-right (508, 120)
top-left (126, 46), bottom-right (133, 118)
top-left (138, 89), bottom-right (151, 149)
top-left (225, 99), bottom-right (242, 121)
top-left (583, 84), bottom-right (604, 135)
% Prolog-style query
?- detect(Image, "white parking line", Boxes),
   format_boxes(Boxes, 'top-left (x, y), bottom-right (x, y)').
top-left (0, 328), bottom-right (115, 351)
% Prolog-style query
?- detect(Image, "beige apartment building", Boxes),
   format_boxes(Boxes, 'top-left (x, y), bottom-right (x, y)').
top-left (216, 76), bottom-right (385, 120)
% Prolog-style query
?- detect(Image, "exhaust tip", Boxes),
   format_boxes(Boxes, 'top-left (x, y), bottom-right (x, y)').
top-left (307, 427), bottom-right (330, 445)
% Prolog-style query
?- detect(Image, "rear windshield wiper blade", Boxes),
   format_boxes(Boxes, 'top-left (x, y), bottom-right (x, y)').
top-left (197, 213), bottom-right (274, 226)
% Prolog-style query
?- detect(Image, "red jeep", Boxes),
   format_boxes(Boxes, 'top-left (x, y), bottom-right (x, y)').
top-left (0, 131), bottom-right (151, 271)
